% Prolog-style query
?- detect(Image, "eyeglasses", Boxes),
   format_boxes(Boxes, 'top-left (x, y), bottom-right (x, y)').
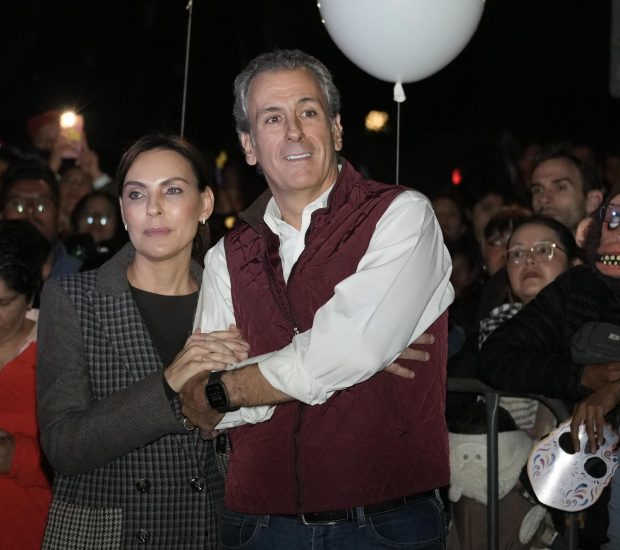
top-left (4, 196), bottom-right (55, 214)
top-left (599, 204), bottom-right (620, 230)
top-left (504, 241), bottom-right (566, 265)
top-left (81, 215), bottom-right (110, 227)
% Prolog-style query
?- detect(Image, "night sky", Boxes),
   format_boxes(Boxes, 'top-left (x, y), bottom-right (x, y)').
top-left (1, 1), bottom-right (617, 195)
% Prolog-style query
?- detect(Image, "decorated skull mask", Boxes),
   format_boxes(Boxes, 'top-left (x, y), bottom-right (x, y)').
top-left (528, 419), bottom-right (619, 512)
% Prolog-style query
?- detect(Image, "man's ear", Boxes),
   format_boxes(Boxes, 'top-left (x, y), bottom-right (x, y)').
top-left (240, 133), bottom-right (257, 166)
top-left (586, 190), bottom-right (604, 215)
top-left (332, 114), bottom-right (343, 152)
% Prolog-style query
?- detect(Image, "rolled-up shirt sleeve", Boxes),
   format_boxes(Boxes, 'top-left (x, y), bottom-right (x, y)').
top-left (197, 190), bottom-right (453, 414)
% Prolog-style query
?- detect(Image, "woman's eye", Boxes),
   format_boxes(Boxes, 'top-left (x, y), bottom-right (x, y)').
top-left (128, 190), bottom-right (143, 200)
top-left (166, 187), bottom-right (182, 195)
top-left (302, 110), bottom-right (317, 118)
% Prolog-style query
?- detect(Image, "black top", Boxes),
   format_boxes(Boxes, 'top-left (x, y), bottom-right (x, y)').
top-left (130, 285), bottom-right (198, 368)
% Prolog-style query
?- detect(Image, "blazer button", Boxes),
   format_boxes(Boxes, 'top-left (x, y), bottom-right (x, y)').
top-left (135, 479), bottom-right (151, 493)
top-left (136, 529), bottom-right (150, 543)
top-left (190, 477), bottom-right (205, 492)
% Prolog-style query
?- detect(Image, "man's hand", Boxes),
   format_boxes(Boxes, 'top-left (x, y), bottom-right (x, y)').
top-left (0, 430), bottom-right (15, 474)
top-left (571, 381), bottom-right (620, 452)
top-left (165, 325), bottom-right (249, 392)
top-left (385, 332), bottom-right (434, 379)
top-left (180, 371), bottom-right (225, 439)
top-left (580, 362), bottom-right (620, 391)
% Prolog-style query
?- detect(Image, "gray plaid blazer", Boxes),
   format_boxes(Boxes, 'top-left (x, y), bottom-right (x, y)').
top-left (37, 244), bottom-right (225, 549)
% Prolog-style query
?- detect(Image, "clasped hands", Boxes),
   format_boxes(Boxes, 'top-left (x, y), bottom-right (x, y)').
top-left (172, 328), bottom-right (434, 439)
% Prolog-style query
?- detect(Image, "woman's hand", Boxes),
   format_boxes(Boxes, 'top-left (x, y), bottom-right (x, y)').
top-left (571, 381), bottom-right (620, 452)
top-left (164, 325), bottom-right (250, 392)
top-left (0, 430), bottom-right (15, 474)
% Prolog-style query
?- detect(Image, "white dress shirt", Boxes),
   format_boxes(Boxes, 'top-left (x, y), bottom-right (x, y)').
top-left (195, 184), bottom-right (454, 428)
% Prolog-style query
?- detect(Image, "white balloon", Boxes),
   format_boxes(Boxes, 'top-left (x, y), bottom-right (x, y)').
top-left (318, 0), bottom-right (485, 84)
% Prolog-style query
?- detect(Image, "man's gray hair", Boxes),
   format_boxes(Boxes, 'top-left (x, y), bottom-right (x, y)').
top-left (233, 49), bottom-right (341, 136)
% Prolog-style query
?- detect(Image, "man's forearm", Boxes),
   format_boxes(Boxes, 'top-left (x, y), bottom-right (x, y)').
top-left (224, 364), bottom-right (292, 407)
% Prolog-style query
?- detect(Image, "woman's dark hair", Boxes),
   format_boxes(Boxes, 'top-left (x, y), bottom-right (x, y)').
top-left (0, 220), bottom-right (50, 301)
top-left (483, 205), bottom-right (532, 241)
top-left (507, 215), bottom-right (578, 264)
top-left (114, 134), bottom-right (212, 259)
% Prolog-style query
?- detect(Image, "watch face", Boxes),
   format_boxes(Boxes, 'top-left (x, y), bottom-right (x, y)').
top-left (206, 383), bottom-right (228, 409)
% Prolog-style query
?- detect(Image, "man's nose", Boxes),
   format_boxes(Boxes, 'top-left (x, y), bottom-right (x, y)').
top-left (285, 118), bottom-right (304, 141)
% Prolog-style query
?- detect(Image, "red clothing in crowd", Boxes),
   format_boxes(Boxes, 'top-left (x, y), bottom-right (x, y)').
top-left (0, 341), bottom-right (52, 550)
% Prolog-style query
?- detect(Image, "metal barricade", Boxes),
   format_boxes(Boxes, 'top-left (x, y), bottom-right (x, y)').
top-left (447, 377), bottom-right (579, 550)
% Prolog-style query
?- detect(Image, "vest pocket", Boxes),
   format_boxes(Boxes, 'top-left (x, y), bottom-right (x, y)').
top-left (42, 499), bottom-right (123, 550)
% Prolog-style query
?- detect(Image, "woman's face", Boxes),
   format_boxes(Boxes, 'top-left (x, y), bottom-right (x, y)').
top-left (60, 167), bottom-right (92, 215)
top-left (432, 197), bottom-right (465, 244)
top-left (482, 230), bottom-right (511, 276)
top-left (77, 196), bottom-right (118, 244)
top-left (120, 149), bottom-right (213, 264)
top-left (506, 223), bottom-right (570, 304)
top-left (0, 278), bottom-right (29, 344)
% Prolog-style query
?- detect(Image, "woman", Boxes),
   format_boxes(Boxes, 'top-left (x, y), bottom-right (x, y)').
top-left (479, 188), bottom-right (620, 549)
top-left (37, 134), bottom-right (249, 549)
top-left (479, 215), bottom-right (577, 436)
top-left (0, 219), bottom-right (52, 550)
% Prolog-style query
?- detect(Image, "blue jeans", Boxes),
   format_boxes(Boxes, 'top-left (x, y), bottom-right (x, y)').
top-left (220, 491), bottom-right (446, 549)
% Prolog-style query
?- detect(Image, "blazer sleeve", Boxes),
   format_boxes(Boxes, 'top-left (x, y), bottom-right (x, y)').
top-left (37, 278), bottom-right (186, 476)
top-left (477, 272), bottom-right (587, 402)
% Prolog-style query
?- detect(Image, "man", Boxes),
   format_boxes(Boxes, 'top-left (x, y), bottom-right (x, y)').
top-left (529, 148), bottom-right (604, 235)
top-left (181, 49), bottom-right (453, 548)
top-left (0, 159), bottom-right (81, 277)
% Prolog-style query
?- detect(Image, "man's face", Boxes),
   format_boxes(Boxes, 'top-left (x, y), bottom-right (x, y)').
top-left (1, 179), bottom-right (59, 241)
top-left (596, 194), bottom-right (620, 278)
top-left (239, 69), bottom-right (343, 207)
top-left (530, 158), bottom-right (586, 233)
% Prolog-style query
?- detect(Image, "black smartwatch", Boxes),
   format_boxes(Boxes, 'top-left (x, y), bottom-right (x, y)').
top-left (205, 371), bottom-right (240, 413)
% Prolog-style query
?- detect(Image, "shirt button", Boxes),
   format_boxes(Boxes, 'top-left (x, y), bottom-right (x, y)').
top-left (135, 479), bottom-right (151, 493)
top-left (136, 529), bottom-right (150, 543)
top-left (190, 477), bottom-right (205, 492)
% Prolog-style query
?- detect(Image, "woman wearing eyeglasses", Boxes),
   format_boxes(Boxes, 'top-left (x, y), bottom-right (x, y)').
top-left (479, 215), bottom-right (577, 436)
top-left (479, 188), bottom-right (620, 548)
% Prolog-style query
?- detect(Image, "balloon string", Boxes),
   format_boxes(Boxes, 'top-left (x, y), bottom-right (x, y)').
top-left (181, 0), bottom-right (194, 137)
top-left (395, 100), bottom-right (401, 186)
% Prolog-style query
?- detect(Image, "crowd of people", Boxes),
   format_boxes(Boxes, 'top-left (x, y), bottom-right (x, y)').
top-left (0, 47), bottom-right (620, 550)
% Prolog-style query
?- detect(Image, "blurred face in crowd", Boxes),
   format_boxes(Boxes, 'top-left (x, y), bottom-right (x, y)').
top-left (120, 149), bottom-right (213, 264)
top-left (32, 121), bottom-right (60, 152)
top-left (77, 195), bottom-right (118, 244)
top-left (1, 179), bottom-right (59, 242)
top-left (505, 223), bottom-right (571, 304)
top-left (483, 230), bottom-right (511, 276)
top-left (60, 167), bottom-right (93, 217)
top-left (432, 197), bottom-right (466, 244)
top-left (239, 68), bottom-right (342, 216)
top-left (596, 194), bottom-right (620, 279)
top-left (530, 158), bottom-right (586, 233)
top-left (471, 193), bottom-right (504, 245)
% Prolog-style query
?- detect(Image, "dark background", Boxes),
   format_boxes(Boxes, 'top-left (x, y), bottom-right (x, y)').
top-left (1, 1), bottom-right (618, 195)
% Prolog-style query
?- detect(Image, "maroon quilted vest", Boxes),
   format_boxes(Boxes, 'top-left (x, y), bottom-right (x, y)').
top-left (223, 160), bottom-right (449, 513)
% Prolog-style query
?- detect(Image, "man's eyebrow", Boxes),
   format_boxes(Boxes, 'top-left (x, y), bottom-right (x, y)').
top-left (255, 97), bottom-right (322, 119)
